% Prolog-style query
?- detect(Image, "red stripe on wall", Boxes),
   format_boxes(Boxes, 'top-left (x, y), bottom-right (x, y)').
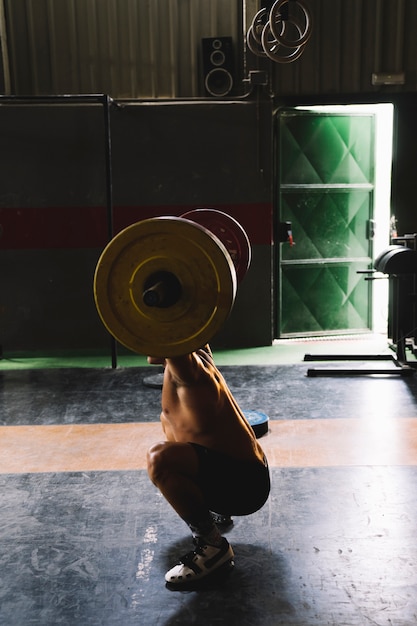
top-left (0, 206), bottom-right (109, 250)
top-left (0, 203), bottom-right (272, 250)
top-left (114, 204), bottom-right (272, 246)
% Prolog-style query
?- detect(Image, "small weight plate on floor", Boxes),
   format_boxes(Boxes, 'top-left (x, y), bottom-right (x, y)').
top-left (142, 373), bottom-right (164, 388)
top-left (181, 209), bottom-right (251, 283)
top-left (243, 410), bottom-right (269, 438)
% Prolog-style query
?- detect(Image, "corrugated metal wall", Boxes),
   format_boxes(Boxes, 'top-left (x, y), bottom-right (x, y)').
top-left (1, 0), bottom-right (417, 99)
top-left (3, 0), bottom-right (242, 98)
top-left (268, 0), bottom-right (417, 96)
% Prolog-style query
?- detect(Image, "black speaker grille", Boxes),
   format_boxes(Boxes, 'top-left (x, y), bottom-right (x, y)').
top-left (202, 37), bottom-right (234, 97)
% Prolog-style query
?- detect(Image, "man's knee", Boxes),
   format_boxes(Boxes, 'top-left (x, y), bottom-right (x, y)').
top-left (147, 441), bottom-right (199, 486)
top-left (147, 441), bottom-right (171, 484)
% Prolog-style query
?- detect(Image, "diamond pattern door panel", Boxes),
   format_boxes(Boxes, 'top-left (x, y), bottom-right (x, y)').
top-left (280, 114), bottom-right (374, 184)
top-left (281, 190), bottom-right (372, 261)
top-left (277, 111), bottom-right (375, 337)
top-left (281, 262), bottom-right (370, 335)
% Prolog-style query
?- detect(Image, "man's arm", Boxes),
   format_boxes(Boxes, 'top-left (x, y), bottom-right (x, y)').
top-left (165, 346), bottom-right (213, 386)
top-left (160, 412), bottom-right (177, 441)
top-left (165, 353), bottom-right (201, 386)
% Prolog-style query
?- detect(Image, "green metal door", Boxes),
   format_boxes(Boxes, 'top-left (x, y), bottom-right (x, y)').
top-left (277, 110), bottom-right (375, 337)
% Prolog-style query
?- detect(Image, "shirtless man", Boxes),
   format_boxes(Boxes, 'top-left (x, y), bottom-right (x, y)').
top-left (146, 344), bottom-right (270, 585)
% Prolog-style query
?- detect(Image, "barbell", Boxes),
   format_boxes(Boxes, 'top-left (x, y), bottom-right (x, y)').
top-left (93, 210), bottom-right (251, 358)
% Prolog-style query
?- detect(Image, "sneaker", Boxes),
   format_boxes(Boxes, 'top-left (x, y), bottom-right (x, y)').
top-left (210, 511), bottom-right (233, 528)
top-left (165, 537), bottom-right (234, 585)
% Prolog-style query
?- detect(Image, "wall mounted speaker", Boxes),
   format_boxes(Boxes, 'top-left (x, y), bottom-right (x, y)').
top-left (202, 37), bottom-right (234, 97)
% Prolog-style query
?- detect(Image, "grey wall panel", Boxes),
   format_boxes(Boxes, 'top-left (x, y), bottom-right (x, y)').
top-left (0, 104), bottom-right (107, 208)
top-left (0, 248), bottom-right (109, 353)
top-left (110, 100), bottom-right (272, 207)
top-left (0, 99), bottom-right (273, 354)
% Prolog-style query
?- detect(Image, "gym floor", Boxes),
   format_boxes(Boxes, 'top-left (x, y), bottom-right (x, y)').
top-left (1, 334), bottom-right (417, 626)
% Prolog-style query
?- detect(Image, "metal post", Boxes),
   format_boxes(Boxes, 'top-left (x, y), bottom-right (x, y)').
top-left (0, 0), bottom-right (11, 94)
top-left (102, 95), bottom-right (118, 368)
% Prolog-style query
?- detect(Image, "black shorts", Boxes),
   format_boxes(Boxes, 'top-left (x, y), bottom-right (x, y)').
top-left (189, 443), bottom-right (271, 516)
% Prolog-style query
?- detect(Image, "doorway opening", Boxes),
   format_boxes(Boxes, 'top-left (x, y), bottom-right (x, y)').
top-left (276, 102), bottom-right (394, 338)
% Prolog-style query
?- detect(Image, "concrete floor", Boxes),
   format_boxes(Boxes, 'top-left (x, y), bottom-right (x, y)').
top-left (1, 337), bottom-right (417, 625)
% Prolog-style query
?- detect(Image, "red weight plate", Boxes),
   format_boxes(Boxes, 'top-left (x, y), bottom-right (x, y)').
top-left (181, 209), bottom-right (251, 283)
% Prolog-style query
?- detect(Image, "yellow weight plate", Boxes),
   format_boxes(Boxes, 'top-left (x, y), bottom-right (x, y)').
top-left (93, 217), bottom-right (237, 357)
